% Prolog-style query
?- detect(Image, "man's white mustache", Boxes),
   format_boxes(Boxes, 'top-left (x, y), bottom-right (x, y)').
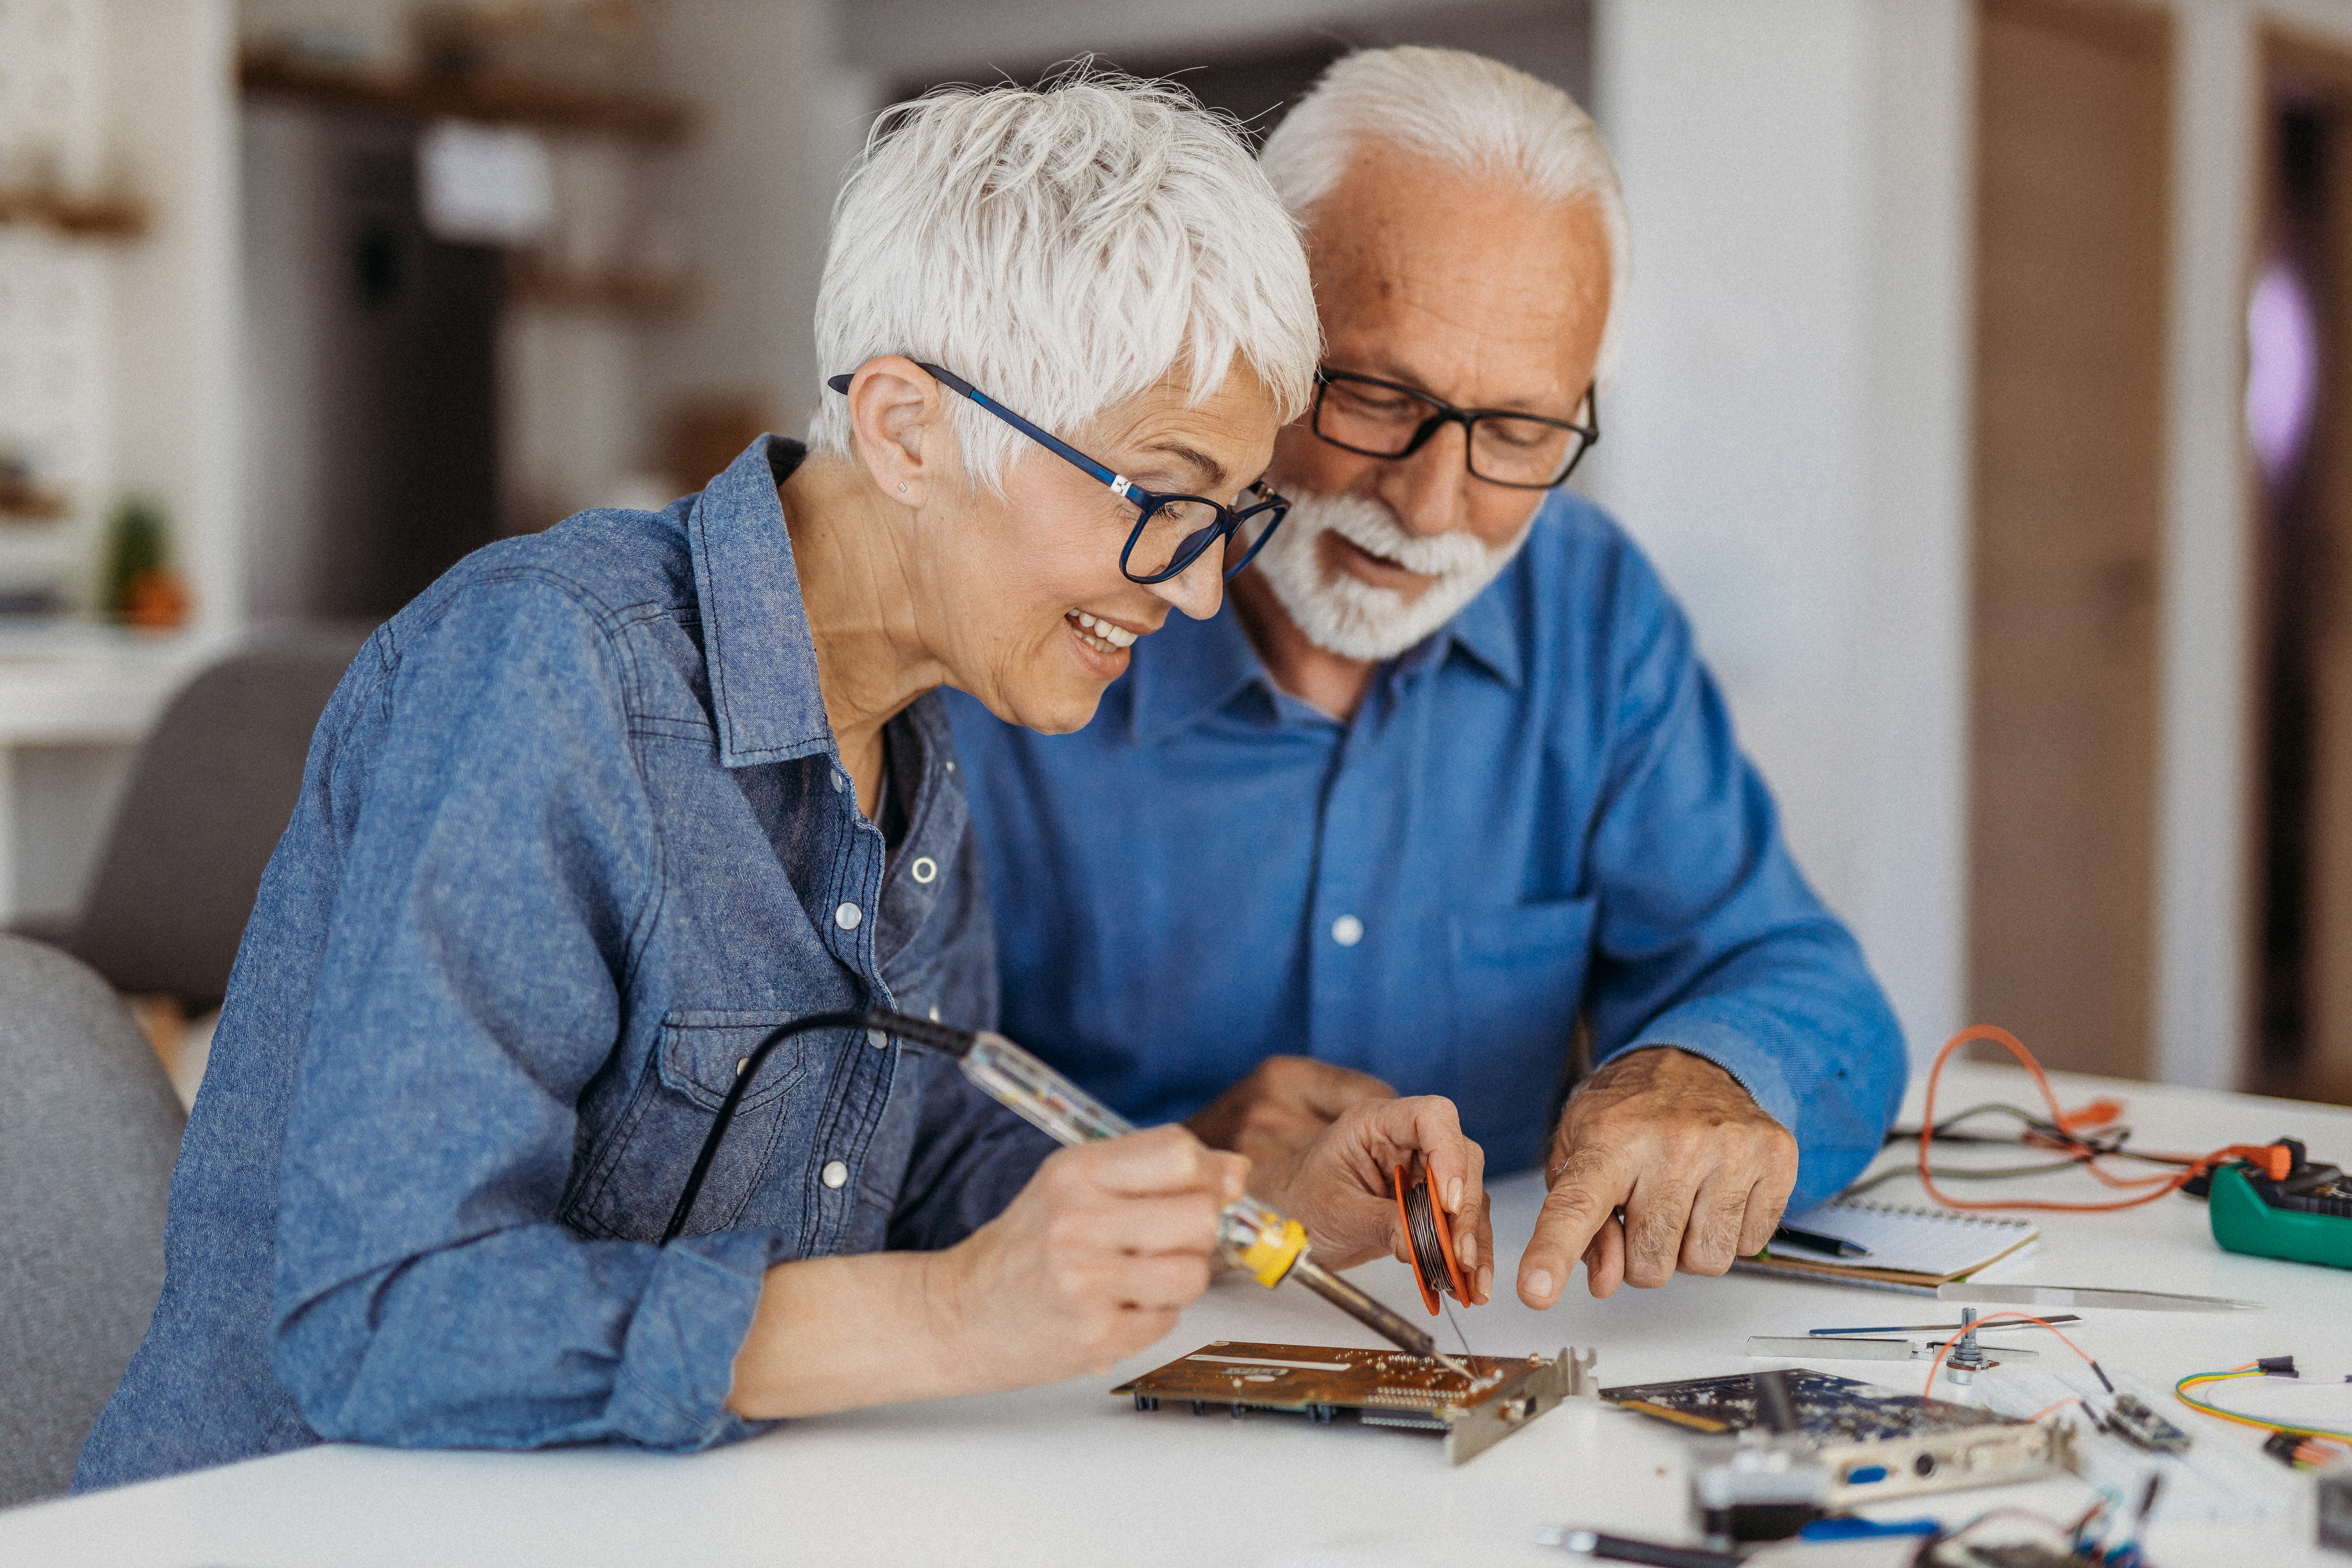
top-left (1249, 489), bottom-right (1531, 663)
top-left (1301, 492), bottom-right (1495, 579)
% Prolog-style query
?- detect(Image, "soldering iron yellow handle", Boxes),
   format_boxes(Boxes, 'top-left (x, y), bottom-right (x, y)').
top-left (1234, 1213), bottom-right (1308, 1288)
top-left (1219, 1197), bottom-right (1308, 1288)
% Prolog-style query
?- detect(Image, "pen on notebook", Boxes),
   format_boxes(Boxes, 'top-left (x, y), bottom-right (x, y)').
top-left (1771, 1224), bottom-right (1870, 1258)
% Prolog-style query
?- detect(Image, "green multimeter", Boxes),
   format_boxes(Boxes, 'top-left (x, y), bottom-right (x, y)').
top-left (2206, 1139), bottom-right (2352, 1269)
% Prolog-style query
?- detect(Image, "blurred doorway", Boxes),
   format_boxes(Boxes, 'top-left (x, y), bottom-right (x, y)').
top-left (2258, 35), bottom-right (2352, 1107)
top-left (243, 108), bottom-right (502, 621)
top-left (1968, 0), bottom-right (2171, 1078)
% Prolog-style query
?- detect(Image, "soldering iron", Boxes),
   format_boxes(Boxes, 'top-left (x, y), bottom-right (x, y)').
top-left (661, 1008), bottom-right (1470, 1375)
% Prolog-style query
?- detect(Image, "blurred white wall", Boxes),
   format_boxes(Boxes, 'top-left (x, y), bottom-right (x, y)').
top-left (1586, 0), bottom-right (1971, 1071)
top-left (637, 0), bottom-right (869, 453)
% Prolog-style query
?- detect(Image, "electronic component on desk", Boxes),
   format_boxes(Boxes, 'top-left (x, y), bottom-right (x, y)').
top-left (2096, 1393), bottom-right (2191, 1455)
top-left (2207, 1138), bottom-right (2352, 1270)
top-left (1693, 1442), bottom-right (1828, 1543)
top-left (1750, 1334), bottom-right (2039, 1364)
top-left (1113, 1341), bottom-right (1595, 1465)
top-left (1601, 1368), bottom-right (2074, 1506)
top-left (2320, 1455), bottom-right (2352, 1552)
top-left (1534, 1528), bottom-right (1742, 1567)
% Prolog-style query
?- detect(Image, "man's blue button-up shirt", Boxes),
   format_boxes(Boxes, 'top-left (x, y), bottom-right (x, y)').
top-left (948, 491), bottom-right (1905, 1209)
top-left (78, 438), bottom-right (1051, 1492)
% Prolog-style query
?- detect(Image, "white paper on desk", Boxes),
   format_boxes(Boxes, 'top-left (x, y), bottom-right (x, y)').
top-left (1780, 1200), bottom-right (2038, 1276)
top-left (1975, 1367), bottom-right (2282, 1524)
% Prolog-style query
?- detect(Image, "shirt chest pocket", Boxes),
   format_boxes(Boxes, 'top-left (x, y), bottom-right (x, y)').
top-left (564, 1009), bottom-right (824, 1244)
top-left (1444, 898), bottom-right (1597, 1169)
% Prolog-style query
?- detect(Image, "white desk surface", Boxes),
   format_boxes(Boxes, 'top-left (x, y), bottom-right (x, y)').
top-left (7, 1061), bottom-right (2349, 1567)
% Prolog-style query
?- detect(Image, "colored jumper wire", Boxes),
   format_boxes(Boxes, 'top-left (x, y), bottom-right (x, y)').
top-left (661, 1008), bottom-right (1473, 1378)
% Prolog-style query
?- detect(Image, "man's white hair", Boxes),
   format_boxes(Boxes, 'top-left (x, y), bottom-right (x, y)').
top-left (1258, 46), bottom-right (1630, 381)
top-left (810, 69), bottom-right (1320, 489)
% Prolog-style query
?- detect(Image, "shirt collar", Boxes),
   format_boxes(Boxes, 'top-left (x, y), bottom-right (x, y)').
top-left (1127, 568), bottom-right (1525, 745)
top-left (1441, 571), bottom-right (1523, 689)
top-left (689, 435), bottom-right (838, 770)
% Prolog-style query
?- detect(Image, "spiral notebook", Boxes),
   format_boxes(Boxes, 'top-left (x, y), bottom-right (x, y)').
top-left (1731, 1200), bottom-right (2039, 1295)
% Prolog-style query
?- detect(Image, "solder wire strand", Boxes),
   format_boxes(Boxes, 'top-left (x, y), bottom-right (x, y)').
top-left (1441, 1295), bottom-right (1473, 1361)
top-left (1286, 1256), bottom-right (1472, 1379)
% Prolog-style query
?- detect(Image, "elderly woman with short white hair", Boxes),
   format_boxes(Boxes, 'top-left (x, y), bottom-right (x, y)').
top-left (76, 74), bottom-right (1493, 1490)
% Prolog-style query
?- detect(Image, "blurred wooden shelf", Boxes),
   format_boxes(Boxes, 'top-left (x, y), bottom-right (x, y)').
top-left (0, 481), bottom-right (72, 523)
top-left (0, 187), bottom-right (148, 241)
top-left (507, 257), bottom-right (694, 318)
top-left (239, 47), bottom-right (694, 144)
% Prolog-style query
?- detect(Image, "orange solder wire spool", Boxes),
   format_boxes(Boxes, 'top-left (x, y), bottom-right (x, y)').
top-left (1393, 1159), bottom-right (1467, 1315)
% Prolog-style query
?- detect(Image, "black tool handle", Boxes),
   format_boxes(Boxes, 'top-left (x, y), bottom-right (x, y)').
top-left (1554, 1531), bottom-right (1743, 1568)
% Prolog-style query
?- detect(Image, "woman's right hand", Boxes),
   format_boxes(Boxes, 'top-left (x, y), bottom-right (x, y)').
top-left (934, 1126), bottom-right (1248, 1386)
top-left (725, 1125), bottom-right (1245, 1418)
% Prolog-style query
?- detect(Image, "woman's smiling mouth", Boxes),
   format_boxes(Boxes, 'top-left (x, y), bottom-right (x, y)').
top-left (1065, 610), bottom-right (1138, 653)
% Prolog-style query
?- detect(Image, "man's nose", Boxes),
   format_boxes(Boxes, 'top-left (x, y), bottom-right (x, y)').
top-left (1375, 420), bottom-right (1477, 537)
top-left (1143, 540), bottom-right (1226, 621)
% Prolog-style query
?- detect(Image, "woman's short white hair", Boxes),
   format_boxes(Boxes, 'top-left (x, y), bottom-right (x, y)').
top-left (810, 69), bottom-right (1320, 490)
top-left (1259, 46), bottom-right (1630, 381)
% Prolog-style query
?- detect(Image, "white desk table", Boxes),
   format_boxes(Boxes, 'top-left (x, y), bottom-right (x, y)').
top-left (5, 1062), bottom-right (2348, 1566)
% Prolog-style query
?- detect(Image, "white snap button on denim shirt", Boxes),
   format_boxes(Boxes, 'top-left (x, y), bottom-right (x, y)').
top-left (1330, 915), bottom-right (1364, 947)
top-left (821, 1160), bottom-right (849, 1189)
top-left (911, 855), bottom-right (938, 884)
top-left (834, 902), bottom-right (861, 930)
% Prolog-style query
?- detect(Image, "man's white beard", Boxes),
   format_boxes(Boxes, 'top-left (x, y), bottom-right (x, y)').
top-left (1248, 489), bottom-right (1531, 662)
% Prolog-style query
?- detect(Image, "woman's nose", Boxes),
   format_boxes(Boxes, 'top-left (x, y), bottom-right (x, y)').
top-left (1144, 541), bottom-right (1228, 621)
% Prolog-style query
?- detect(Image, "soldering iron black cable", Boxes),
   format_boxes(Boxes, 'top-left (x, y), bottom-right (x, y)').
top-left (659, 1007), bottom-right (972, 1244)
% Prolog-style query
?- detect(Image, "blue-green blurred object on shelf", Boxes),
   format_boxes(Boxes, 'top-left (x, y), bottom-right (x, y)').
top-left (2208, 1144), bottom-right (2352, 1269)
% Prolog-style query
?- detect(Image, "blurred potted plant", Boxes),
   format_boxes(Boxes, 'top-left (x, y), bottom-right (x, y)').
top-left (105, 495), bottom-right (190, 628)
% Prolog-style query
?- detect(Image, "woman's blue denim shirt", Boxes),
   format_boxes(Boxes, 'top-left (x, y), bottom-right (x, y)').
top-left (77, 437), bottom-right (1052, 1490)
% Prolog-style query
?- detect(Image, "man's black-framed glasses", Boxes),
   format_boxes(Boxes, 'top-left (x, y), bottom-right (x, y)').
top-left (824, 363), bottom-right (1291, 585)
top-left (1309, 367), bottom-right (1600, 490)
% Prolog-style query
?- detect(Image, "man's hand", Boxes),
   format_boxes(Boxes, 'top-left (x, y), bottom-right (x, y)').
top-left (1517, 1047), bottom-right (1796, 1306)
top-left (1252, 1096), bottom-right (1493, 1304)
top-left (1185, 1056), bottom-right (1398, 1170)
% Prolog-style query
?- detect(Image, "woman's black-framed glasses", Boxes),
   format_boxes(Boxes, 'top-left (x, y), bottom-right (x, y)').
top-left (1309, 367), bottom-right (1600, 490)
top-left (824, 363), bottom-right (1291, 585)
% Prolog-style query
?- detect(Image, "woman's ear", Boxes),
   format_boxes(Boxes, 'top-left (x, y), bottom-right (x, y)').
top-left (843, 357), bottom-right (946, 506)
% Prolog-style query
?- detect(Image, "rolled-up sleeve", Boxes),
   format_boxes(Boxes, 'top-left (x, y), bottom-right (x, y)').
top-left (271, 573), bottom-right (779, 1452)
top-left (1582, 555), bottom-right (1907, 1211)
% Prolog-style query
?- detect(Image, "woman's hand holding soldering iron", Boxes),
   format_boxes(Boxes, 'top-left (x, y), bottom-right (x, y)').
top-left (724, 1101), bottom-right (1492, 1419)
top-left (938, 1128), bottom-right (1252, 1383)
top-left (1251, 1096), bottom-right (1494, 1304)
top-left (727, 1126), bottom-right (1248, 1416)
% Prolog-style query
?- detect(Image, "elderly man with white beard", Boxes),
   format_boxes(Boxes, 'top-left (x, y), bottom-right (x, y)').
top-left (945, 48), bottom-right (1905, 1309)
